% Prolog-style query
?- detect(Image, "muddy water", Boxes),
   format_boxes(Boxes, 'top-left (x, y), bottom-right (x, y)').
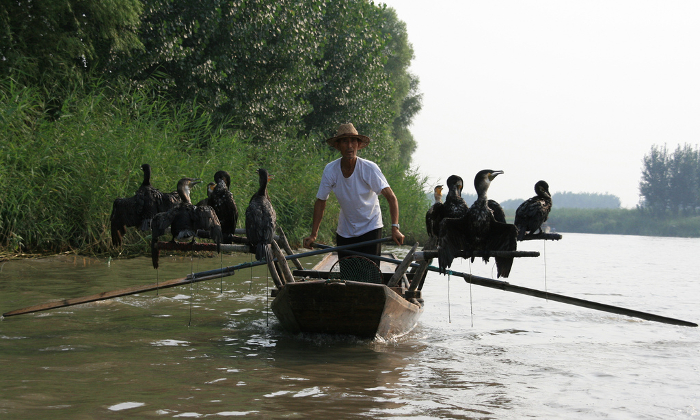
top-left (1, 234), bottom-right (699, 419)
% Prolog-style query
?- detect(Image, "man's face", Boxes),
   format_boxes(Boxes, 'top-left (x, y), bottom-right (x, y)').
top-left (336, 137), bottom-right (359, 159)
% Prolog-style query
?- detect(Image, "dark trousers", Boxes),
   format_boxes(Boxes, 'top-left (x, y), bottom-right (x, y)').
top-left (336, 227), bottom-right (382, 262)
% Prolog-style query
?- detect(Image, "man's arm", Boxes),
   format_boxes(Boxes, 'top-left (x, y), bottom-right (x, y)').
top-left (303, 198), bottom-right (327, 249)
top-left (380, 187), bottom-right (405, 245)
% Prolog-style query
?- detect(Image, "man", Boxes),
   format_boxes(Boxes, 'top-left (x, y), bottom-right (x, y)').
top-left (303, 123), bottom-right (404, 261)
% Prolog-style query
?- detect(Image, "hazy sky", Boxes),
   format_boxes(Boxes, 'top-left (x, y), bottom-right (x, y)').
top-left (379, 0), bottom-right (700, 208)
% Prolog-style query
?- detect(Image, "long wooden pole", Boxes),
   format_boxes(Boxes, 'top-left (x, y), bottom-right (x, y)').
top-left (2, 238), bottom-right (393, 318)
top-left (312, 244), bottom-right (698, 328)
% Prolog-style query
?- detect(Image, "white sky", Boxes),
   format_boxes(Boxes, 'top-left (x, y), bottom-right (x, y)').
top-left (380, 0), bottom-right (700, 208)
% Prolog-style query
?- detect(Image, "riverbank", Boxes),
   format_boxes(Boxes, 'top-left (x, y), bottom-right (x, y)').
top-left (1, 80), bottom-right (430, 256)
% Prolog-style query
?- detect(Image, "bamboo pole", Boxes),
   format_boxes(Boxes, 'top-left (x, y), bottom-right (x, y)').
top-left (311, 245), bottom-right (698, 328)
top-left (277, 227), bottom-right (303, 270)
top-left (2, 238), bottom-right (393, 318)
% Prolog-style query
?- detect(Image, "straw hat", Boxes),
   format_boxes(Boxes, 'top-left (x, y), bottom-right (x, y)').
top-left (325, 123), bottom-right (371, 149)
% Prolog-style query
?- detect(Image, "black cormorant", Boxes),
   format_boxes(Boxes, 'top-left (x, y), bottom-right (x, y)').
top-left (438, 170), bottom-right (517, 278)
top-left (428, 175), bottom-right (470, 235)
top-left (245, 168), bottom-right (276, 261)
top-left (150, 177), bottom-right (222, 268)
top-left (208, 170), bottom-right (239, 243)
top-left (195, 182), bottom-right (216, 207)
top-left (514, 180), bottom-right (552, 240)
top-left (110, 164), bottom-right (181, 246)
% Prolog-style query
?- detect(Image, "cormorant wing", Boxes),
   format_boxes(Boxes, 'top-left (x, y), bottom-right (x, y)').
top-left (195, 205), bottom-right (222, 252)
top-left (488, 199), bottom-right (506, 224)
top-left (486, 220), bottom-right (518, 278)
top-left (157, 191), bottom-right (181, 213)
top-left (437, 216), bottom-right (475, 274)
top-left (514, 197), bottom-right (551, 240)
top-left (210, 183), bottom-right (238, 239)
top-left (110, 196), bottom-right (141, 246)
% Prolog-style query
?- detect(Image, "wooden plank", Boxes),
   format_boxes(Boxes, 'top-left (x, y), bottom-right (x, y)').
top-left (277, 226), bottom-right (303, 270)
top-left (271, 239), bottom-right (295, 284)
top-left (387, 243), bottom-right (418, 287)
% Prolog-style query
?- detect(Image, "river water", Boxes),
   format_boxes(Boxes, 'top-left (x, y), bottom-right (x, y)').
top-left (0, 233), bottom-right (698, 419)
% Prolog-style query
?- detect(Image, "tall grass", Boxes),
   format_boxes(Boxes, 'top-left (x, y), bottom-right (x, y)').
top-left (0, 78), bottom-right (431, 255)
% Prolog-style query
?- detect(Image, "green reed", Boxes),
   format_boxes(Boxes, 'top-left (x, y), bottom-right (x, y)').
top-left (0, 77), bottom-right (431, 256)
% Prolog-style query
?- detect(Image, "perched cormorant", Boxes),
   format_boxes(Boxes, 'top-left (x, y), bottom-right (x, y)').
top-left (426, 175), bottom-right (470, 247)
top-left (110, 164), bottom-right (181, 246)
top-left (245, 168), bottom-right (276, 261)
top-left (195, 182), bottom-right (216, 207)
top-left (208, 170), bottom-right (239, 243)
top-left (438, 170), bottom-right (517, 278)
top-left (442, 175), bottom-right (470, 219)
top-left (150, 177), bottom-right (222, 268)
top-left (425, 185), bottom-right (444, 240)
top-left (514, 180), bottom-right (552, 240)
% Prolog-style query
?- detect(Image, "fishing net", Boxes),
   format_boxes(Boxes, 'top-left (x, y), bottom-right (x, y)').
top-left (329, 255), bottom-right (383, 284)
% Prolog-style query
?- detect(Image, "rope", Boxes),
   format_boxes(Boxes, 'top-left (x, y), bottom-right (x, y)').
top-left (447, 271), bottom-right (451, 323)
top-left (544, 241), bottom-right (549, 301)
top-left (469, 261), bottom-right (474, 328)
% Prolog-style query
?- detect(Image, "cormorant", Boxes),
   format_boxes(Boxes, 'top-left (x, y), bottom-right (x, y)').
top-left (208, 170), bottom-right (239, 243)
top-left (514, 180), bottom-right (552, 240)
top-left (245, 168), bottom-right (276, 261)
top-left (110, 164), bottom-right (181, 246)
top-left (150, 177), bottom-right (222, 268)
top-left (428, 176), bottom-right (470, 235)
top-left (195, 182), bottom-right (216, 207)
top-left (425, 184), bottom-right (444, 240)
top-left (438, 170), bottom-right (517, 278)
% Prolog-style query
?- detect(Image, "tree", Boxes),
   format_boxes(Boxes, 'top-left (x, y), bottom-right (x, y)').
top-left (639, 144), bottom-right (670, 216)
top-left (381, 7), bottom-right (422, 167)
top-left (0, 0), bottom-right (143, 84)
top-left (668, 144), bottom-right (698, 215)
top-left (302, 1), bottom-right (395, 144)
top-left (109, 0), bottom-right (326, 141)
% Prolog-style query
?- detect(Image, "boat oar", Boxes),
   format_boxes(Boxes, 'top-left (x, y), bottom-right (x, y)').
top-left (311, 245), bottom-right (698, 328)
top-left (2, 237), bottom-right (393, 318)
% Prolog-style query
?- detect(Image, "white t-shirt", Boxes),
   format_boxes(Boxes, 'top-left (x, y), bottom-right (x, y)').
top-left (316, 157), bottom-right (390, 237)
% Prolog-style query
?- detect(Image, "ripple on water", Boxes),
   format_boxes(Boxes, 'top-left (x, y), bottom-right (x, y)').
top-left (151, 339), bottom-right (190, 346)
top-left (108, 402), bottom-right (146, 411)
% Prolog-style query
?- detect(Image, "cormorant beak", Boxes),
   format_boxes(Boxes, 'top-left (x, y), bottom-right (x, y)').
top-left (489, 170), bottom-right (504, 181)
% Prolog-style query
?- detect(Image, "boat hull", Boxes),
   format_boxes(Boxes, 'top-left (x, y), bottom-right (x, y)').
top-left (271, 280), bottom-right (423, 339)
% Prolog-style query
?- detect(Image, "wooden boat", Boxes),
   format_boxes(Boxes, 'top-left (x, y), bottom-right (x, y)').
top-left (271, 247), bottom-right (426, 339)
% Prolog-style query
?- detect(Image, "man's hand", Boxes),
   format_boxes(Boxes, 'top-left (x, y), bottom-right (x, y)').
top-left (303, 235), bottom-right (317, 249)
top-left (391, 226), bottom-right (404, 246)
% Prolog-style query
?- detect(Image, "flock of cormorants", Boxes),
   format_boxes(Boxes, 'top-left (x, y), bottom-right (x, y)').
top-left (426, 170), bottom-right (552, 278)
top-left (110, 164), bottom-right (551, 278)
top-left (109, 164), bottom-right (275, 269)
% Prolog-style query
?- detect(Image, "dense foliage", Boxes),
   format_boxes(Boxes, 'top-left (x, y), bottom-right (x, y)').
top-left (0, 80), bottom-right (429, 254)
top-left (639, 144), bottom-right (700, 217)
top-left (1, 0), bottom-right (421, 163)
top-left (0, 0), bottom-right (429, 255)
